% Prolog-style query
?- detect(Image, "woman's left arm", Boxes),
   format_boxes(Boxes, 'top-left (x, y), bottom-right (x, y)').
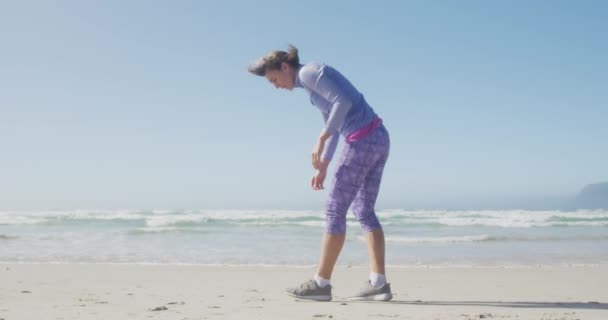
top-left (300, 65), bottom-right (351, 169)
top-left (312, 130), bottom-right (333, 170)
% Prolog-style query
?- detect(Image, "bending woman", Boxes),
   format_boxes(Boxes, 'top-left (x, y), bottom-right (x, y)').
top-left (248, 45), bottom-right (392, 302)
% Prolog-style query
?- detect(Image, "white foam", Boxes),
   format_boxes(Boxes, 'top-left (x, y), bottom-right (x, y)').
top-left (377, 209), bottom-right (608, 228)
top-left (373, 234), bottom-right (492, 244)
top-left (1, 209), bottom-right (607, 228)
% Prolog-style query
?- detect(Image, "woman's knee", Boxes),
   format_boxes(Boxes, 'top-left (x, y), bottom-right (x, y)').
top-left (325, 215), bottom-right (347, 234)
top-left (355, 212), bottom-right (381, 232)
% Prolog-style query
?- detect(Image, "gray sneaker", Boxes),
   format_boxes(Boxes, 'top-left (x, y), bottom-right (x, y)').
top-left (285, 279), bottom-right (332, 301)
top-left (349, 281), bottom-right (393, 301)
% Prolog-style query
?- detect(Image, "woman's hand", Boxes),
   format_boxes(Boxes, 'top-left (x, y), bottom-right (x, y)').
top-left (311, 169), bottom-right (327, 190)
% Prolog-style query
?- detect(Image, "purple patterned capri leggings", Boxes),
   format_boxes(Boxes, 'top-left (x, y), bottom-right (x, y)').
top-left (325, 125), bottom-right (390, 234)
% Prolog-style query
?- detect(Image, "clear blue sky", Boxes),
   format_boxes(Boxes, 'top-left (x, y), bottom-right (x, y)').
top-left (1, 1), bottom-right (606, 210)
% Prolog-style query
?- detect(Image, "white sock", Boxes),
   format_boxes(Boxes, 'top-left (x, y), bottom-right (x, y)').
top-left (370, 272), bottom-right (387, 287)
top-left (314, 274), bottom-right (331, 288)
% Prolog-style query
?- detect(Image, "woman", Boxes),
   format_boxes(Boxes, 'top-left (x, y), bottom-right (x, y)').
top-left (248, 45), bottom-right (392, 302)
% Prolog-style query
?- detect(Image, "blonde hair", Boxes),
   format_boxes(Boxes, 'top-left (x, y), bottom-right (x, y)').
top-left (248, 45), bottom-right (300, 76)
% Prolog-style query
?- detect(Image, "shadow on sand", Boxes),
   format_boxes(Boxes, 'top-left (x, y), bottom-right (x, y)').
top-left (365, 300), bottom-right (607, 310)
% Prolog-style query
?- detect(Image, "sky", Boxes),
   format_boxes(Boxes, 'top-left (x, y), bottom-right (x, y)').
top-left (1, 1), bottom-right (606, 210)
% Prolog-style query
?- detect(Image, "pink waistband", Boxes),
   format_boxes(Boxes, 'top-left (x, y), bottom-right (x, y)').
top-left (345, 117), bottom-right (382, 143)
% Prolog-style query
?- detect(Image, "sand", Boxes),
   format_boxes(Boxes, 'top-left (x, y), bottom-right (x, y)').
top-left (1, 263), bottom-right (607, 319)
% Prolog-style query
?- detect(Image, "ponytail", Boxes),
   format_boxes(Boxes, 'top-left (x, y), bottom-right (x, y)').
top-left (248, 44), bottom-right (301, 76)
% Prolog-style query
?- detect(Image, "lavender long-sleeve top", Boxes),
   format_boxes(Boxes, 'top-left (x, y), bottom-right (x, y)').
top-left (295, 62), bottom-right (378, 160)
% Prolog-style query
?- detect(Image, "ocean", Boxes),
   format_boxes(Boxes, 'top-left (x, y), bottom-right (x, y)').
top-left (1, 209), bottom-right (607, 267)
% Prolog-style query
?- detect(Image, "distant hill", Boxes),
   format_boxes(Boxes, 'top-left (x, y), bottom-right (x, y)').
top-left (571, 182), bottom-right (608, 209)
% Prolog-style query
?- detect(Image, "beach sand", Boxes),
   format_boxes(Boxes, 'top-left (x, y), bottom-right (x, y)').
top-left (1, 263), bottom-right (606, 319)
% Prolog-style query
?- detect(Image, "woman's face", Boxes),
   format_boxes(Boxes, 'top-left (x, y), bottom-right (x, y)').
top-left (264, 62), bottom-right (296, 90)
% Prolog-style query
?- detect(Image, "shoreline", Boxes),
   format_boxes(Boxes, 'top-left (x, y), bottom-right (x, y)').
top-left (2, 259), bottom-right (608, 269)
top-left (1, 263), bottom-right (607, 319)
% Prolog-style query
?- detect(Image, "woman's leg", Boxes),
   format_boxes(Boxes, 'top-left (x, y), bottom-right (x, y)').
top-left (317, 233), bottom-right (346, 279)
top-left (319, 142), bottom-right (371, 279)
top-left (351, 126), bottom-right (390, 275)
top-left (365, 228), bottom-right (385, 275)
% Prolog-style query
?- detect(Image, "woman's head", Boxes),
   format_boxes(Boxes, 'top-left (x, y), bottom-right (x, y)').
top-left (248, 45), bottom-right (301, 90)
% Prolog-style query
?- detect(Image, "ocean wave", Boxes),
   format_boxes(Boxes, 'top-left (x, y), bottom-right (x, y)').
top-left (131, 220), bottom-right (362, 232)
top-left (381, 235), bottom-right (493, 244)
top-left (143, 211), bottom-right (325, 228)
top-left (0, 215), bottom-right (48, 225)
top-left (373, 234), bottom-right (608, 244)
top-left (0, 209), bottom-right (148, 225)
top-left (1, 209), bottom-right (607, 228)
top-left (130, 226), bottom-right (198, 234)
top-left (379, 209), bottom-right (608, 228)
